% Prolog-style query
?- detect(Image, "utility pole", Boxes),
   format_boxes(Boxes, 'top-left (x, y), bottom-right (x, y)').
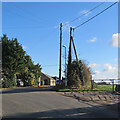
top-left (71, 36), bottom-right (78, 62)
top-left (69, 27), bottom-right (72, 64)
top-left (70, 27), bottom-right (78, 62)
top-left (70, 27), bottom-right (72, 45)
top-left (63, 45), bottom-right (67, 87)
top-left (59, 23), bottom-right (62, 85)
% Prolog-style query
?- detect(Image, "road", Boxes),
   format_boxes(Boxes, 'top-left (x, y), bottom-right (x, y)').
top-left (2, 87), bottom-right (119, 118)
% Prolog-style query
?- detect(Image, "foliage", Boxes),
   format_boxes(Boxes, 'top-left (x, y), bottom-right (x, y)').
top-left (32, 64), bottom-right (41, 85)
top-left (27, 72), bottom-right (35, 86)
top-left (2, 75), bottom-right (9, 88)
top-left (97, 82), bottom-right (109, 85)
top-left (67, 39), bottom-right (72, 87)
top-left (2, 34), bottom-right (26, 87)
top-left (2, 34), bottom-right (42, 88)
top-left (67, 38), bottom-right (91, 88)
top-left (67, 60), bottom-right (91, 88)
top-left (52, 85), bottom-right (115, 92)
top-left (2, 73), bottom-right (17, 88)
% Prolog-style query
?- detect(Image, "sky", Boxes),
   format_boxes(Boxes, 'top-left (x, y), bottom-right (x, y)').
top-left (2, 2), bottom-right (119, 80)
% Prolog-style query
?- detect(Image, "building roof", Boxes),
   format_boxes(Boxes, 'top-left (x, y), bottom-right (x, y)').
top-left (52, 76), bottom-right (59, 80)
top-left (41, 73), bottom-right (55, 81)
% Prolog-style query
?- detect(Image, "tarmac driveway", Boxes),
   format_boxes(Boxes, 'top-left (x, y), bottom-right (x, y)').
top-left (2, 87), bottom-right (119, 118)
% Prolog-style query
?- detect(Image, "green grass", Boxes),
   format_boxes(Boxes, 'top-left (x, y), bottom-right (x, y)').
top-left (52, 84), bottom-right (116, 92)
top-left (57, 88), bottom-right (104, 92)
top-left (95, 85), bottom-right (116, 91)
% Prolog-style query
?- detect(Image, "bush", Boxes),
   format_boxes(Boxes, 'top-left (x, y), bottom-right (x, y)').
top-left (12, 74), bottom-right (17, 86)
top-left (97, 82), bottom-right (107, 85)
top-left (2, 75), bottom-right (9, 88)
top-left (2, 74), bottom-right (17, 88)
top-left (67, 60), bottom-right (91, 88)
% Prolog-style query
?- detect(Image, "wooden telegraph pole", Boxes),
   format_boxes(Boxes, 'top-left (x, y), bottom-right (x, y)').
top-left (70, 27), bottom-right (72, 59)
top-left (70, 27), bottom-right (78, 62)
top-left (71, 36), bottom-right (78, 62)
top-left (70, 27), bottom-right (72, 42)
top-left (59, 23), bottom-right (62, 85)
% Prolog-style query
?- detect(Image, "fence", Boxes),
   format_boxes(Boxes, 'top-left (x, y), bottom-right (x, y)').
top-left (91, 79), bottom-right (120, 92)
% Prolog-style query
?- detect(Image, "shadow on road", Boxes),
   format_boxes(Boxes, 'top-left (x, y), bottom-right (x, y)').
top-left (2, 86), bottom-right (53, 94)
top-left (2, 103), bottom-right (119, 119)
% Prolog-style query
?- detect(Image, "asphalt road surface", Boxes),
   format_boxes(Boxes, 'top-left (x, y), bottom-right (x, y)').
top-left (2, 87), bottom-right (119, 118)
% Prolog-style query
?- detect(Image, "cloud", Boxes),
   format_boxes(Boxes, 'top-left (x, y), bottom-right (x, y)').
top-left (103, 64), bottom-right (116, 73)
top-left (92, 70), bottom-right (100, 78)
top-left (80, 10), bottom-right (91, 17)
top-left (22, 45), bottom-right (28, 49)
top-left (110, 33), bottom-right (120, 48)
top-left (89, 37), bottom-right (97, 42)
top-left (88, 63), bottom-right (100, 68)
top-left (94, 70), bottom-right (100, 75)
top-left (92, 64), bottom-right (118, 79)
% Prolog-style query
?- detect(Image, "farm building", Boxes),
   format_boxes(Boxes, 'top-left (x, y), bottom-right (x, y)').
top-left (41, 73), bottom-right (56, 86)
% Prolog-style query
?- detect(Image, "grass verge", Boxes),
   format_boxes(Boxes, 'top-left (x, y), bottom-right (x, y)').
top-left (52, 85), bottom-right (116, 92)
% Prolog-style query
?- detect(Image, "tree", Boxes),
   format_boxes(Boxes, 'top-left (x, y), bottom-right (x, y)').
top-left (2, 34), bottom-right (26, 87)
top-left (2, 34), bottom-right (42, 88)
top-left (23, 55), bottom-right (41, 86)
top-left (67, 39), bottom-right (72, 87)
top-left (27, 72), bottom-right (35, 86)
top-left (67, 60), bottom-right (91, 88)
top-left (32, 64), bottom-right (41, 85)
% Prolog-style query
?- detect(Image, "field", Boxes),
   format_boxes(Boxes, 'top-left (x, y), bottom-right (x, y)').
top-left (95, 85), bottom-right (116, 91)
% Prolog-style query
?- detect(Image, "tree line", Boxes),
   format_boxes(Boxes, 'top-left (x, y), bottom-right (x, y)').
top-left (2, 34), bottom-right (42, 88)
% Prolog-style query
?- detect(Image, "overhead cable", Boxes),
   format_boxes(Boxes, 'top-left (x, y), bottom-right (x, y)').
top-left (73, 1), bottom-right (118, 30)
top-left (62, 2), bottom-right (105, 27)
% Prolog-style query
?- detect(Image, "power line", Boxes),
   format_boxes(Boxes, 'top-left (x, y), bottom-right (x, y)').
top-left (42, 64), bottom-right (65, 67)
top-left (73, 1), bottom-right (118, 30)
top-left (62, 2), bottom-right (105, 27)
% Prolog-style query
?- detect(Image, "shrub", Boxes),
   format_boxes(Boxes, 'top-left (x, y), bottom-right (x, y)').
top-left (67, 60), bottom-right (91, 88)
